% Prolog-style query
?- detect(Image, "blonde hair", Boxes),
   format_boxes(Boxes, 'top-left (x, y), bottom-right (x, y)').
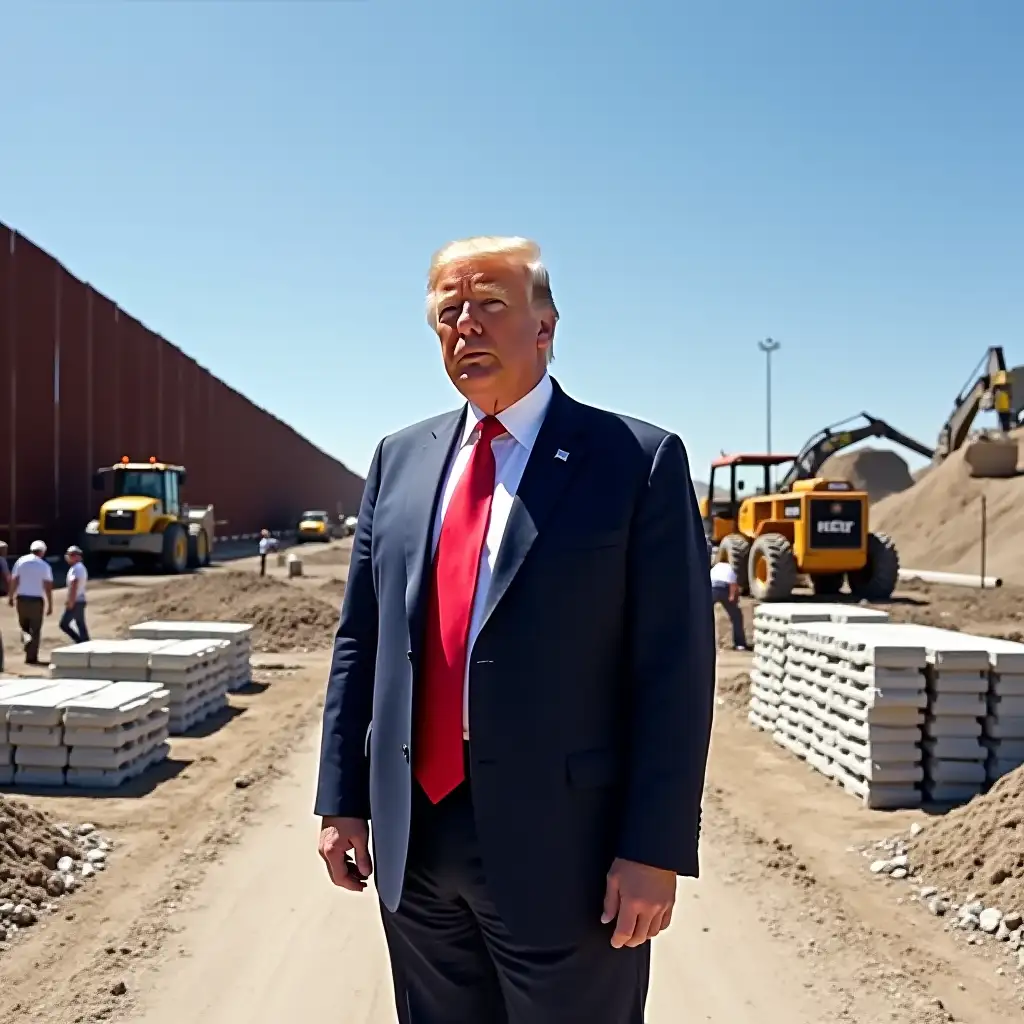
top-left (716, 546), bottom-right (732, 566)
top-left (425, 236), bottom-right (559, 363)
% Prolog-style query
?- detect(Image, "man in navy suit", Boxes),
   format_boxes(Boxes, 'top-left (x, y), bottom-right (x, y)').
top-left (315, 236), bottom-right (715, 1023)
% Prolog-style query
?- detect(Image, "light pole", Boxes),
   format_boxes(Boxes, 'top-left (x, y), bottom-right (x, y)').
top-left (757, 337), bottom-right (781, 455)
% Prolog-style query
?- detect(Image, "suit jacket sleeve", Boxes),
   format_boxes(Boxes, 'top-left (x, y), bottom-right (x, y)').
top-left (616, 432), bottom-right (716, 876)
top-left (313, 439), bottom-right (383, 819)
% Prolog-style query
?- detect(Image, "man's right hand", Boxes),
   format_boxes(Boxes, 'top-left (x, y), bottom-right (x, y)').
top-left (318, 816), bottom-right (373, 892)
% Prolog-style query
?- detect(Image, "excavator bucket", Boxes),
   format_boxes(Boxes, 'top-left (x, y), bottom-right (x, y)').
top-left (963, 432), bottom-right (1019, 478)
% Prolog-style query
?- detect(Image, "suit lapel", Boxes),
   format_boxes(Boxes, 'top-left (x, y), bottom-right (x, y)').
top-left (478, 381), bottom-right (586, 630)
top-left (404, 408), bottom-right (466, 658)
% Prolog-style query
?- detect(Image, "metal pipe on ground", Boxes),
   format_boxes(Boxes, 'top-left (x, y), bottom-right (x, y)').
top-left (898, 568), bottom-right (1003, 589)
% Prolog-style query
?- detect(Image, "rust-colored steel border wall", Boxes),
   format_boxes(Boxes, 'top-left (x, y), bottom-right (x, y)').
top-left (0, 224), bottom-right (365, 555)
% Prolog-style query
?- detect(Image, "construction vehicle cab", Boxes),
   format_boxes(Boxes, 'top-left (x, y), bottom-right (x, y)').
top-left (83, 457), bottom-right (215, 575)
top-left (699, 451), bottom-right (899, 603)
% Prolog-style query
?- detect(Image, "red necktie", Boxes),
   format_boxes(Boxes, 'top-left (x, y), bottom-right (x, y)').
top-left (414, 415), bottom-right (505, 803)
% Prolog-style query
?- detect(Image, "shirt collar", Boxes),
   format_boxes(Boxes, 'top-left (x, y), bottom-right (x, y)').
top-left (461, 373), bottom-right (553, 453)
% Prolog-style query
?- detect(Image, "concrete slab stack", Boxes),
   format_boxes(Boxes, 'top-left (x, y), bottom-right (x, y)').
top-left (148, 638), bottom-right (232, 733)
top-left (0, 678), bottom-right (62, 785)
top-left (750, 604), bottom-right (890, 736)
top-left (0, 679), bottom-right (168, 788)
top-left (128, 621), bottom-right (254, 691)
top-left (783, 622), bottom-right (928, 809)
top-left (62, 682), bottom-right (170, 788)
top-left (49, 638), bottom-right (231, 735)
top-left (980, 638), bottom-right (1024, 783)
top-left (870, 625), bottom-right (1024, 789)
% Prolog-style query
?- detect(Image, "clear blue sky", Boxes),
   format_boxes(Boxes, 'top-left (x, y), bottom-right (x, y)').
top-left (3, 1), bottom-right (1022, 481)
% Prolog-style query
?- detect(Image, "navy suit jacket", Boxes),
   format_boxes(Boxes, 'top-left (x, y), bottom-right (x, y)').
top-left (315, 378), bottom-right (715, 945)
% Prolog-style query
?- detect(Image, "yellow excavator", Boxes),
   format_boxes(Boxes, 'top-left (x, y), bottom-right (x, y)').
top-left (701, 413), bottom-right (933, 602)
top-left (934, 346), bottom-right (1018, 477)
top-left (82, 457), bottom-right (215, 575)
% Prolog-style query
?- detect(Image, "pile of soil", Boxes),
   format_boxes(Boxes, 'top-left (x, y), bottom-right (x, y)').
top-left (0, 797), bottom-right (81, 905)
top-left (820, 446), bottom-right (914, 502)
top-left (879, 578), bottom-right (1024, 640)
top-left (112, 571), bottom-right (340, 654)
top-left (299, 546), bottom-right (352, 568)
top-left (907, 766), bottom-right (1024, 909)
top-left (872, 428), bottom-right (1024, 584)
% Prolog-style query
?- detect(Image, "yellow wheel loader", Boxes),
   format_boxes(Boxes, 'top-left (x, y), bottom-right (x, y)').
top-left (82, 457), bottom-right (215, 576)
top-left (699, 452), bottom-right (899, 602)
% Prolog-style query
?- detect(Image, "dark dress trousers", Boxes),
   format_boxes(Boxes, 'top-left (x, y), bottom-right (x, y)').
top-left (315, 378), bottom-right (716, 1023)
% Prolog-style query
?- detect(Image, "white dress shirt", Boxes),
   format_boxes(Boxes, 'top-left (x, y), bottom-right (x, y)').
top-left (431, 372), bottom-right (554, 738)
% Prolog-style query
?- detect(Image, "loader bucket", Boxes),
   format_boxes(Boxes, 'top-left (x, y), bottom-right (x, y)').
top-left (963, 434), bottom-right (1020, 478)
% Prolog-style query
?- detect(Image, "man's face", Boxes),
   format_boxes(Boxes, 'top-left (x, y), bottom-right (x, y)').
top-left (432, 256), bottom-right (554, 413)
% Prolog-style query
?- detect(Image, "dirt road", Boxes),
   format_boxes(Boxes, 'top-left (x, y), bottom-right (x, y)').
top-left (120, 729), bottom-right (843, 1024)
top-left (71, 681), bottom-right (1021, 1024)
top-left (2, 554), bottom-right (1024, 1023)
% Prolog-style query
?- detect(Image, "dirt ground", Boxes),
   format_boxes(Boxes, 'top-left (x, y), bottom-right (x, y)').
top-left (0, 550), bottom-right (1022, 1022)
top-left (715, 576), bottom-right (1024, 655)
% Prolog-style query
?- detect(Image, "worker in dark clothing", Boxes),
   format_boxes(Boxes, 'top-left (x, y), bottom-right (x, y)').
top-left (0, 541), bottom-right (10, 671)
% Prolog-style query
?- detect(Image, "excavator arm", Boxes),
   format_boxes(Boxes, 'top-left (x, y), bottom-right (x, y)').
top-left (935, 346), bottom-right (1013, 460)
top-left (779, 413), bottom-right (934, 491)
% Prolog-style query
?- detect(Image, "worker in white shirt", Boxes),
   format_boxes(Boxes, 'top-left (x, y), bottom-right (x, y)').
top-left (709, 548), bottom-right (748, 651)
top-left (258, 529), bottom-right (272, 576)
top-left (60, 545), bottom-right (90, 644)
top-left (8, 539), bottom-right (54, 664)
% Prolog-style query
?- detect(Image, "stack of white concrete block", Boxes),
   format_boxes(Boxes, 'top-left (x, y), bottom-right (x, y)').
top-left (149, 638), bottom-right (232, 733)
top-left (750, 604), bottom-right (890, 737)
top-left (981, 637), bottom-right (1024, 783)
top-left (128, 621), bottom-right (254, 691)
top-left (0, 678), bottom-right (58, 785)
top-left (892, 625), bottom-right (989, 804)
top-left (49, 638), bottom-right (231, 735)
top-left (783, 621), bottom-right (927, 809)
top-left (873, 625), bottom-right (1024, 790)
top-left (0, 678), bottom-right (169, 788)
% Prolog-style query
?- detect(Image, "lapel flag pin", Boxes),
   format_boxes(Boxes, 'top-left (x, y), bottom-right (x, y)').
top-left (555, 449), bottom-right (569, 462)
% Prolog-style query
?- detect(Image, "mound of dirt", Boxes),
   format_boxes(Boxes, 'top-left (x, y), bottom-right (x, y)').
top-left (0, 797), bottom-right (104, 909)
top-left (111, 571), bottom-right (340, 653)
top-left (820, 446), bottom-right (914, 502)
top-left (880, 578), bottom-right (1024, 639)
top-left (298, 545), bottom-right (352, 568)
top-left (871, 428), bottom-right (1024, 584)
top-left (906, 766), bottom-right (1024, 910)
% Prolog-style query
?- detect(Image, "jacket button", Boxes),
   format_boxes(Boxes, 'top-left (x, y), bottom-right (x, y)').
top-left (406, 650), bottom-right (413, 662)
top-left (401, 744), bottom-right (410, 762)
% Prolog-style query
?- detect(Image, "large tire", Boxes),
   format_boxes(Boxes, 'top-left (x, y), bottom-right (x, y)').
top-left (719, 534), bottom-right (752, 594)
top-left (161, 523), bottom-right (189, 575)
top-left (847, 532), bottom-right (900, 601)
top-left (748, 534), bottom-right (798, 602)
top-left (811, 572), bottom-right (845, 597)
top-left (187, 529), bottom-right (210, 570)
top-left (84, 552), bottom-right (109, 577)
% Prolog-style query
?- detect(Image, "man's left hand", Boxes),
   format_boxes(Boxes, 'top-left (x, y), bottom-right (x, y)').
top-left (601, 857), bottom-right (676, 948)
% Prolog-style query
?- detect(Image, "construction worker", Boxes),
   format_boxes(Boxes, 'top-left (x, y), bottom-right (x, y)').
top-left (8, 540), bottom-right (54, 664)
top-left (710, 548), bottom-right (749, 651)
top-left (0, 541), bottom-right (10, 671)
top-left (59, 545), bottom-right (90, 644)
top-left (258, 529), bottom-right (272, 576)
